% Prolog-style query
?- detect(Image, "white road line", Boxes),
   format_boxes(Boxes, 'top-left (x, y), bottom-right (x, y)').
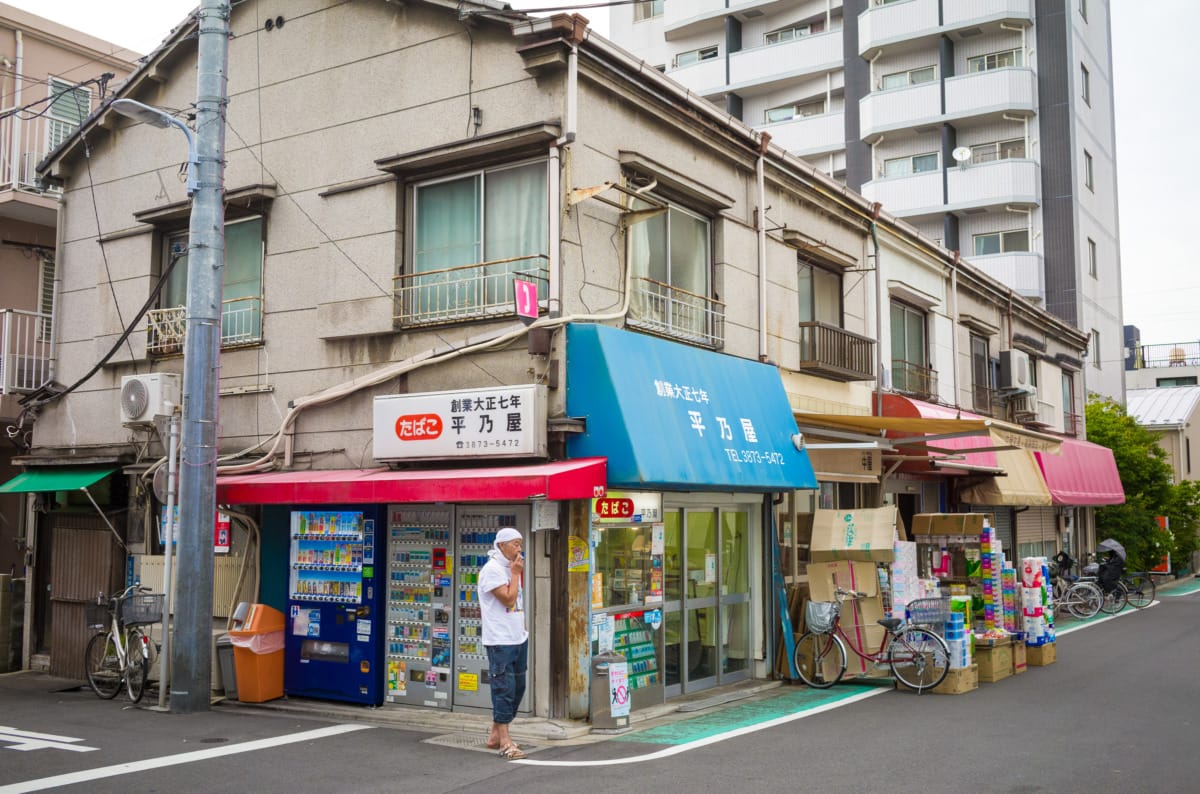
top-left (0, 723), bottom-right (373, 794)
top-left (515, 687), bottom-right (891, 767)
top-left (1055, 600), bottom-right (1159, 636)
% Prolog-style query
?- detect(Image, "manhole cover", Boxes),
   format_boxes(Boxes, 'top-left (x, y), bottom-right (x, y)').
top-left (422, 734), bottom-right (543, 756)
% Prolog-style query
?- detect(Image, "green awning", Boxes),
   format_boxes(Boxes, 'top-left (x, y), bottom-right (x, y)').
top-left (0, 467), bottom-right (115, 493)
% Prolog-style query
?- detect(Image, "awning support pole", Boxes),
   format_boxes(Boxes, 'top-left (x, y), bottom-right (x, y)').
top-left (79, 486), bottom-right (126, 552)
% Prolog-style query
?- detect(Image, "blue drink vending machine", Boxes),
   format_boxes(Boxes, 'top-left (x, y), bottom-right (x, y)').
top-left (285, 505), bottom-right (384, 705)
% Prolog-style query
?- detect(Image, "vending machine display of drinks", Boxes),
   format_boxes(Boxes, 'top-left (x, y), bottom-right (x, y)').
top-left (385, 505), bottom-right (454, 708)
top-left (285, 506), bottom-right (383, 705)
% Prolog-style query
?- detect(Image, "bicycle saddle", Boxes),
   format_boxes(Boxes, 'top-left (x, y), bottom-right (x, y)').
top-left (877, 618), bottom-right (903, 631)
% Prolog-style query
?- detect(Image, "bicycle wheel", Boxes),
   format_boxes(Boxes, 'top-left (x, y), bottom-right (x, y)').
top-left (1066, 581), bottom-right (1102, 619)
top-left (1125, 574), bottom-right (1156, 608)
top-left (85, 632), bottom-right (123, 699)
top-left (125, 629), bottom-right (151, 703)
top-left (889, 627), bottom-right (949, 692)
top-left (1099, 582), bottom-right (1128, 614)
top-left (793, 631), bottom-right (847, 689)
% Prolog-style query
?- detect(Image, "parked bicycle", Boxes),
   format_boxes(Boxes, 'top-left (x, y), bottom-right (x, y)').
top-left (1080, 557), bottom-right (1158, 613)
top-left (794, 587), bottom-right (950, 693)
top-left (1050, 553), bottom-right (1103, 619)
top-left (84, 584), bottom-right (163, 703)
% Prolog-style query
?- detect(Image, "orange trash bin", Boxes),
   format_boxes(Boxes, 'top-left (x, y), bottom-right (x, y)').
top-left (228, 604), bottom-right (286, 703)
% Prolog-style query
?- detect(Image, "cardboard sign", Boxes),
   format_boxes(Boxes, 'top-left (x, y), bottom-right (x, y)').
top-left (910, 513), bottom-right (988, 536)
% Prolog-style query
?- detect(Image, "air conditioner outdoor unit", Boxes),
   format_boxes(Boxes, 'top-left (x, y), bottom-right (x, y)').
top-left (999, 349), bottom-right (1034, 392)
top-left (1008, 388), bottom-right (1039, 420)
top-left (120, 373), bottom-right (181, 426)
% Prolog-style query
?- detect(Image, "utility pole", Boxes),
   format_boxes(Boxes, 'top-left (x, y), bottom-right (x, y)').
top-left (172, 0), bottom-right (229, 714)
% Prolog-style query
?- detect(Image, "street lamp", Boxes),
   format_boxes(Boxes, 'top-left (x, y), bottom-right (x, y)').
top-left (110, 99), bottom-right (198, 195)
top-left (109, 0), bottom-right (228, 715)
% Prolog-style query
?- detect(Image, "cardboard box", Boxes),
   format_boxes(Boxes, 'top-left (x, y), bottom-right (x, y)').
top-left (932, 664), bottom-right (978, 695)
top-left (836, 595), bottom-right (887, 677)
top-left (1011, 642), bottom-right (1027, 675)
top-left (807, 561), bottom-right (880, 602)
top-left (975, 641), bottom-right (1013, 683)
top-left (910, 513), bottom-right (988, 537)
top-left (1027, 642), bottom-right (1056, 666)
top-left (810, 507), bottom-right (898, 563)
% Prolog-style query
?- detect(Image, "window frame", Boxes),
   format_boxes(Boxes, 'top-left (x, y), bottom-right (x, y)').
top-left (1079, 0), bottom-right (1088, 21)
top-left (47, 77), bottom-right (92, 151)
top-left (673, 45), bottom-right (719, 69)
top-left (1087, 237), bottom-right (1097, 277)
top-left (1091, 329), bottom-right (1101, 368)
top-left (883, 151), bottom-right (939, 178)
top-left (797, 258), bottom-right (843, 327)
top-left (634, 1), bottom-right (664, 22)
top-left (161, 214), bottom-right (266, 349)
top-left (764, 98), bottom-right (826, 124)
top-left (970, 137), bottom-right (1026, 164)
top-left (970, 334), bottom-right (992, 412)
top-left (967, 48), bottom-right (1024, 73)
top-left (765, 20), bottom-right (823, 45)
top-left (972, 228), bottom-right (1030, 256)
top-left (1081, 63), bottom-right (1091, 105)
top-left (890, 299), bottom-right (929, 382)
top-left (1084, 150), bottom-right (1095, 191)
top-left (880, 65), bottom-right (936, 90)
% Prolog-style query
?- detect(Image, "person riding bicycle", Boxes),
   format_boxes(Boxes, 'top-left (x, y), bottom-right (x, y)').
top-left (1096, 549), bottom-right (1125, 594)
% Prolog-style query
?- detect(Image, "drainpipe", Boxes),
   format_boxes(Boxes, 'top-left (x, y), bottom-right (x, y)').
top-left (756, 132), bottom-right (771, 362)
top-left (950, 251), bottom-right (959, 406)
top-left (549, 39), bottom-right (579, 318)
top-left (10, 31), bottom-right (22, 186)
top-left (871, 201), bottom-right (883, 416)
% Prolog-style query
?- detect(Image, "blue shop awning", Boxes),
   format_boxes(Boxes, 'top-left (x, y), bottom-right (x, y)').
top-left (565, 324), bottom-right (817, 492)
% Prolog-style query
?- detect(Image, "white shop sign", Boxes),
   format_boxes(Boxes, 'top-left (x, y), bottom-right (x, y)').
top-left (373, 384), bottom-right (548, 461)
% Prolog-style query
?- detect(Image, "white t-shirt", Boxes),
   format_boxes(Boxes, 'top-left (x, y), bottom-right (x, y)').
top-left (478, 556), bottom-right (528, 646)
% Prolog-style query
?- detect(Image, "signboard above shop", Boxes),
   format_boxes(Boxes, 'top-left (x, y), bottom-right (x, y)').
top-left (373, 384), bottom-right (548, 461)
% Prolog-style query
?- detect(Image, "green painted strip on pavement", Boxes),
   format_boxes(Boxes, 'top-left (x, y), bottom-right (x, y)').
top-left (1161, 581), bottom-right (1200, 596)
top-left (615, 680), bottom-right (893, 746)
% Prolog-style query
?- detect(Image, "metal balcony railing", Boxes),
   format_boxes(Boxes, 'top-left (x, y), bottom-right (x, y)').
top-left (0, 115), bottom-right (60, 192)
top-left (1130, 341), bottom-right (1200, 369)
top-left (971, 385), bottom-right (1001, 416)
top-left (891, 359), bottom-right (937, 400)
top-left (392, 255), bottom-right (549, 328)
top-left (797, 322), bottom-right (875, 382)
top-left (628, 276), bottom-right (725, 349)
top-left (146, 296), bottom-right (263, 356)
top-left (1063, 411), bottom-right (1082, 437)
top-left (1, 308), bottom-right (53, 394)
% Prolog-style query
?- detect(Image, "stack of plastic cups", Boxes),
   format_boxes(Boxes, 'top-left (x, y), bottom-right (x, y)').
top-left (943, 612), bottom-right (970, 669)
top-left (1041, 559), bottom-right (1056, 643)
top-left (1001, 566), bottom-right (1020, 633)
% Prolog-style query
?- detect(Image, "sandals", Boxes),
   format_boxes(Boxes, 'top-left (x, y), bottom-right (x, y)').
top-left (498, 745), bottom-right (526, 760)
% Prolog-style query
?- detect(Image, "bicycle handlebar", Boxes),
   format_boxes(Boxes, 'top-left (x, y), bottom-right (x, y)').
top-left (833, 587), bottom-right (868, 599)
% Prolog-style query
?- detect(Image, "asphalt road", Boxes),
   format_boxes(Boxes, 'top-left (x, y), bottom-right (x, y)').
top-left (3, 587), bottom-right (1198, 793)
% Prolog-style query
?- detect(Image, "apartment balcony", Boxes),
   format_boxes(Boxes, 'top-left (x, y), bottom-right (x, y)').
top-left (664, 0), bottom-right (726, 38)
top-left (393, 256), bottom-right (549, 329)
top-left (628, 277), bottom-right (725, 350)
top-left (892, 359), bottom-right (938, 401)
top-left (728, 31), bottom-right (843, 92)
top-left (945, 68), bottom-right (1036, 123)
top-left (966, 251), bottom-right (1044, 302)
top-left (147, 296), bottom-right (264, 356)
top-left (858, 82), bottom-right (940, 140)
top-left (946, 158), bottom-right (1040, 213)
top-left (1063, 411), bottom-right (1082, 437)
top-left (763, 112), bottom-right (845, 157)
top-left (1131, 341), bottom-right (1200, 369)
top-left (798, 322), bottom-right (875, 382)
top-left (0, 309), bottom-right (52, 395)
top-left (971, 385), bottom-right (1002, 417)
top-left (665, 55), bottom-right (728, 96)
top-left (859, 169), bottom-right (943, 219)
top-left (0, 114), bottom-right (60, 226)
top-left (860, 0), bottom-right (1033, 59)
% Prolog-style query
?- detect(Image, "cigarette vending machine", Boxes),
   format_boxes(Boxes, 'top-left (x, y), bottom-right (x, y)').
top-left (284, 506), bottom-right (384, 705)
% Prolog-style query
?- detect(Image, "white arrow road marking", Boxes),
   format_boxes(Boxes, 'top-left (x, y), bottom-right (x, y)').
top-left (0, 723), bottom-right (372, 793)
top-left (0, 727), bottom-right (97, 753)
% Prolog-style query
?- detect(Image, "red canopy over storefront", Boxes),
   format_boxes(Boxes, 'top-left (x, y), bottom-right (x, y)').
top-left (215, 458), bottom-right (607, 505)
top-left (1034, 439), bottom-right (1125, 506)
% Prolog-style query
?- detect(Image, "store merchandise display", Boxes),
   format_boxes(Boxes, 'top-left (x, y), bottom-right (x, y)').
top-left (1020, 557), bottom-right (1055, 647)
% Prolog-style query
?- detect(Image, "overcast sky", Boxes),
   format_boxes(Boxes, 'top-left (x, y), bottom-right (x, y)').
top-left (13, 1), bottom-right (1193, 346)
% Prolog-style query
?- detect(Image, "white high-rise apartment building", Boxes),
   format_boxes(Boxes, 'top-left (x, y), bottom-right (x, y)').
top-left (610, 0), bottom-right (1123, 400)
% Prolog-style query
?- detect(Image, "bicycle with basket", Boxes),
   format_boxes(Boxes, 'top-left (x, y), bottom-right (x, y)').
top-left (794, 588), bottom-right (951, 693)
top-left (84, 584), bottom-right (164, 703)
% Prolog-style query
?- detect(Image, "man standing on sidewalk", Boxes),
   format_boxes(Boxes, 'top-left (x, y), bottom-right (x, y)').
top-left (479, 527), bottom-right (527, 760)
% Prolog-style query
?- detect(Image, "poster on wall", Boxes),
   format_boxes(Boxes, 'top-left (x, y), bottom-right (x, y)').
top-left (568, 536), bottom-right (590, 572)
top-left (608, 661), bottom-right (630, 718)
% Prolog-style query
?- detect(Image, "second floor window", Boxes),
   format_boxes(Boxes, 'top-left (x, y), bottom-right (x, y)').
top-left (890, 300), bottom-right (929, 393)
top-left (634, 0), bottom-right (664, 21)
top-left (765, 20), bottom-right (824, 45)
top-left (674, 46), bottom-right (718, 68)
top-left (967, 48), bottom-right (1023, 73)
top-left (765, 98), bottom-right (826, 123)
top-left (973, 229), bottom-right (1029, 256)
top-left (1088, 238), bottom-right (1097, 277)
top-left (162, 216), bottom-right (264, 347)
top-left (1081, 63), bottom-right (1091, 105)
top-left (1084, 150), bottom-right (1094, 190)
top-left (48, 78), bottom-right (91, 150)
top-left (971, 335), bottom-right (991, 412)
top-left (798, 260), bottom-right (842, 326)
top-left (880, 65), bottom-right (935, 90)
top-left (627, 196), bottom-right (714, 343)
top-left (883, 152), bottom-right (938, 177)
top-left (970, 138), bottom-right (1026, 163)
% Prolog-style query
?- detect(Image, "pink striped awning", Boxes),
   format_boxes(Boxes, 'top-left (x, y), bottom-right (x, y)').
top-left (1034, 439), bottom-right (1125, 506)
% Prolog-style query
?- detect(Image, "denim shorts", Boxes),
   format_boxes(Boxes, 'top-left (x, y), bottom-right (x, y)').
top-left (485, 640), bottom-right (528, 724)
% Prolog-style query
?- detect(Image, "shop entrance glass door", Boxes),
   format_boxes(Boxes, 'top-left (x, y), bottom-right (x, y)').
top-left (663, 507), bottom-right (751, 696)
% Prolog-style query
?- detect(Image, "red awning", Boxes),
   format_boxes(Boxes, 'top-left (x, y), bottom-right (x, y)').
top-left (215, 458), bottom-right (607, 505)
top-left (882, 394), bottom-right (999, 470)
top-left (1033, 439), bottom-right (1125, 506)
